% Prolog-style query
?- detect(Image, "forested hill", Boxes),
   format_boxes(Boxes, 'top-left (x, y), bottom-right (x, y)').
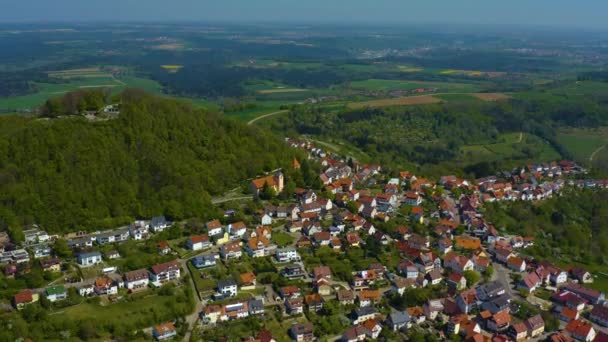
top-left (0, 90), bottom-right (295, 233)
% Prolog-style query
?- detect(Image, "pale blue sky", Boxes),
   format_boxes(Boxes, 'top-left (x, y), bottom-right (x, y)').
top-left (1, 0), bottom-right (607, 30)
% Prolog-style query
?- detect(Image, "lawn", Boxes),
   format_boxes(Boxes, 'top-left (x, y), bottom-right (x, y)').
top-left (187, 262), bottom-right (218, 294)
top-left (57, 288), bottom-right (194, 331)
top-left (271, 231), bottom-right (295, 247)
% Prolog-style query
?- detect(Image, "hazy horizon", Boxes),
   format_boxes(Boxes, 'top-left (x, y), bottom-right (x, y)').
top-left (1, 0), bottom-right (608, 31)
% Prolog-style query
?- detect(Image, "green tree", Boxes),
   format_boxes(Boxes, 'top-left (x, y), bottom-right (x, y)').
top-left (464, 270), bottom-right (481, 288)
top-left (346, 201), bottom-right (359, 214)
top-left (483, 266), bottom-right (494, 282)
top-left (542, 311), bottom-right (560, 332)
top-left (280, 179), bottom-right (296, 200)
top-left (259, 181), bottom-right (276, 200)
top-left (53, 239), bottom-right (72, 258)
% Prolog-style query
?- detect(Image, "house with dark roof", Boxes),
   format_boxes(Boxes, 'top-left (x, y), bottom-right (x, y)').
top-left (352, 306), bottom-right (380, 324)
top-left (476, 281), bottom-right (506, 301)
top-left (570, 266), bottom-right (593, 284)
top-left (289, 323), bottom-right (314, 342)
top-left (149, 260), bottom-right (180, 286)
top-left (123, 269), bottom-right (150, 290)
top-left (563, 283), bottom-right (605, 305)
top-left (285, 297), bottom-right (304, 315)
top-left (590, 304), bottom-right (608, 327)
top-left (524, 314), bottom-right (545, 338)
top-left (481, 295), bottom-right (511, 314)
top-left (149, 216), bottom-right (168, 233)
top-left (456, 288), bottom-right (478, 314)
top-left (192, 254), bottom-right (217, 269)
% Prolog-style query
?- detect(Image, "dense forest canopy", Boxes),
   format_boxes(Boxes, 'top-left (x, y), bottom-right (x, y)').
top-left (0, 90), bottom-right (296, 233)
top-left (485, 189), bottom-right (608, 267)
top-left (269, 88), bottom-right (608, 175)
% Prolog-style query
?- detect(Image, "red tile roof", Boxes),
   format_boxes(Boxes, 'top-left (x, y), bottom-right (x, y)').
top-left (13, 290), bottom-right (33, 304)
top-left (151, 260), bottom-right (180, 275)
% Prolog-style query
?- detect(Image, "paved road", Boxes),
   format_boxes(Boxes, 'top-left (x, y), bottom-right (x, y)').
top-left (493, 263), bottom-right (517, 298)
top-left (247, 110), bottom-right (288, 125)
top-left (182, 255), bottom-right (205, 342)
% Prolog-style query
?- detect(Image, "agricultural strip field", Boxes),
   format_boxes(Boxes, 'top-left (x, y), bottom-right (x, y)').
top-left (347, 95), bottom-right (441, 108)
top-left (350, 78), bottom-right (482, 92)
top-left (472, 93), bottom-right (512, 101)
top-left (347, 92), bottom-right (511, 109)
top-left (257, 88), bottom-right (307, 94)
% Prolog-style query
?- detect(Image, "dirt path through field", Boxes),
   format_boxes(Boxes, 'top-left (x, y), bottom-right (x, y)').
top-left (247, 110), bottom-right (288, 125)
top-left (517, 132), bottom-right (523, 143)
top-left (590, 145), bottom-right (606, 162)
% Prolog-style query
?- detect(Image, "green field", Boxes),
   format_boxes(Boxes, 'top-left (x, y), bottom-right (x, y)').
top-left (557, 127), bottom-right (608, 163)
top-left (56, 288), bottom-right (193, 332)
top-left (461, 133), bottom-right (561, 163)
top-left (0, 76), bottom-right (162, 111)
top-left (224, 103), bottom-right (285, 122)
top-left (549, 81), bottom-right (608, 97)
top-left (350, 78), bottom-right (481, 92)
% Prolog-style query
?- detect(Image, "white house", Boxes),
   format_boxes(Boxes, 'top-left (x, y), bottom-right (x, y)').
top-left (78, 284), bottom-right (95, 296)
top-left (77, 252), bottom-right (102, 267)
top-left (206, 219), bottom-right (224, 237)
top-left (276, 247), bottom-right (300, 263)
top-left (129, 221), bottom-right (149, 240)
top-left (94, 277), bottom-right (118, 296)
top-left (149, 216), bottom-right (169, 233)
top-left (33, 246), bottom-right (52, 259)
top-left (186, 235), bottom-right (211, 251)
top-left (217, 279), bottom-right (238, 298)
top-left (149, 260), bottom-right (181, 286)
top-left (261, 214), bottom-right (272, 226)
top-left (123, 269), bottom-right (150, 291)
top-left (45, 286), bottom-right (67, 302)
top-left (192, 254), bottom-right (217, 269)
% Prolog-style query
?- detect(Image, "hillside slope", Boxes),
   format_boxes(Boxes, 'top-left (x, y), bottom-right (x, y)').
top-left (0, 90), bottom-right (294, 232)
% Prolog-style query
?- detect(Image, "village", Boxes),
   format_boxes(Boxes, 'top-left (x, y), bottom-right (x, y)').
top-left (2, 137), bottom-right (608, 342)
